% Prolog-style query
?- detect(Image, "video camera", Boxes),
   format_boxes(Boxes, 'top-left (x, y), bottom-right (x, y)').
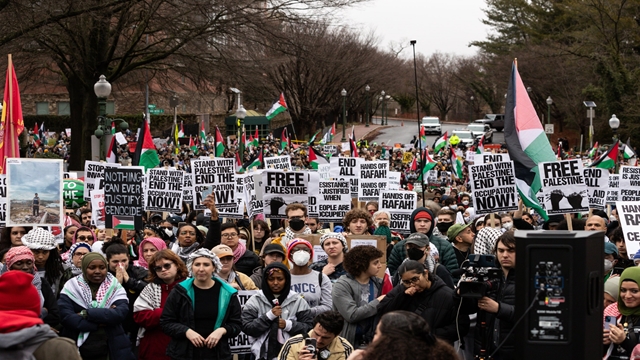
top-left (457, 254), bottom-right (502, 299)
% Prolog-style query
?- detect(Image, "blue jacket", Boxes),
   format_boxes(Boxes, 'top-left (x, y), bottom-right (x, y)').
top-left (58, 294), bottom-right (134, 360)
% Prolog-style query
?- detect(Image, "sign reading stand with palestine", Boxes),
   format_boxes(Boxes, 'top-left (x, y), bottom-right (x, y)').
top-left (583, 168), bottom-right (609, 210)
top-left (379, 191), bottom-right (416, 233)
top-left (191, 158), bottom-right (236, 210)
top-left (357, 160), bottom-right (389, 201)
top-left (145, 169), bottom-right (183, 212)
top-left (538, 159), bottom-right (589, 215)
top-left (262, 171), bottom-right (308, 219)
top-left (619, 166), bottom-right (640, 201)
top-left (104, 167), bottom-right (144, 230)
top-left (317, 179), bottom-right (350, 222)
top-left (616, 201), bottom-right (640, 257)
top-left (469, 161), bottom-right (518, 215)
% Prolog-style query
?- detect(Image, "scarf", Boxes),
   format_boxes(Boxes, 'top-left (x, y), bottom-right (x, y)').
top-left (65, 242), bottom-right (92, 276)
top-left (137, 237), bottom-right (167, 269)
top-left (176, 242), bottom-right (200, 265)
top-left (62, 273), bottom-right (127, 347)
top-left (473, 227), bottom-right (504, 255)
top-left (133, 282), bottom-right (162, 345)
top-left (233, 240), bottom-right (247, 264)
top-left (618, 267), bottom-right (640, 316)
top-left (282, 227), bottom-right (312, 247)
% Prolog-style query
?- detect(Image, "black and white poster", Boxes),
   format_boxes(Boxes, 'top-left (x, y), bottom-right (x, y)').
top-left (619, 166), bottom-right (640, 201)
top-left (144, 169), bottom-right (183, 212)
top-left (317, 179), bottom-right (351, 222)
top-left (616, 201), bottom-right (640, 257)
top-left (469, 161), bottom-right (518, 215)
top-left (330, 157), bottom-right (362, 198)
top-left (90, 190), bottom-right (105, 229)
top-left (357, 160), bottom-right (389, 202)
top-left (182, 170), bottom-right (194, 204)
top-left (191, 158), bottom-right (236, 210)
top-left (0, 175), bottom-right (6, 224)
top-left (307, 172), bottom-right (320, 218)
top-left (262, 171), bottom-right (308, 219)
top-left (229, 290), bottom-right (259, 354)
top-left (474, 152), bottom-right (511, 165)
top-left (218, 174), bottom-right (245, 219)
top-left (379, 191), bottom-right (416, 233)
top-left (538, 159), bottom-right (589, 215)
top-left (607, 174), bottom-right (620, 205)
top-left (104, 166), bottom-right (144, 230)
top-left (583, 167), bottom-right (609, 210)
top-left (264, 155), bottom-right (291, 171)
top-left (242, 172), bottom-right (263, 219)
top-left (388, 171), bottom-right (401, 191)
top-left (83, 161), bottom-right (121, 200)
top-left (323, 145), bottom-right (338, 156)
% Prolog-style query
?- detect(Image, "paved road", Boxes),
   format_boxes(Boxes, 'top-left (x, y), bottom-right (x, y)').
top-left (371, 118), bottom-right (505, 146)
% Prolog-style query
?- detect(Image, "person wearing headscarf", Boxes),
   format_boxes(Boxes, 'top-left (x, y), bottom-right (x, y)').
top-left (473, 227), bottom-right (505, 255)
top-left (58, 242), bottom-right (92, 297)
top-left (58, 252), bottom-right (134, 360)
top-left (604, 276), bottom-right (620, 310)
top-left (241, 263), bottom-right (313, 360)
top-left (160, 248), bottom-right (242, 360)
top-left (603, 267), bottom-right (640, 359)
top-left (134, 237), bottom-right (168, 270)
top-left (2, 246), bottom-right (59, 327)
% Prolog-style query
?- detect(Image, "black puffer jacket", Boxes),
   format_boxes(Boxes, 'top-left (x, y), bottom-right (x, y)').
top-left (378, 274), bottom-right (469, 344)
top-left (234, 250), bottom-right (261, 276)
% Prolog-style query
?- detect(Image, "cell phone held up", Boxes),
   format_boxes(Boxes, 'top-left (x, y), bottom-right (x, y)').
top-left (605, 315), bottom-right (617, 330)
top-left (304, 338), bottom-right (318, 358)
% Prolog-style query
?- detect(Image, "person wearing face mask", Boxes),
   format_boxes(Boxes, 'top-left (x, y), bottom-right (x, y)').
top-left (458, 193), bottom-right (472, 209)
top-left (260, 204), bottom-right (313, 266)
top-left (387, 208), bottom-right (458, 276)
top-left (463, 207), bottom-right (476, 225)
top-left (501, 214), bottom-right (514, 231)
top-left (287, 239), bottom-right (333, 318)
top-left (605, 242), bottom-right (620, 282)
top-left (392, 233), bottom-right (454, 289)
top-left (434, 209), bottom-right (456, 236)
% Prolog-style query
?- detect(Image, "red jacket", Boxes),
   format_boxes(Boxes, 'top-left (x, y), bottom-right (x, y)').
top-left (133, 279), bottom-right (181, 360)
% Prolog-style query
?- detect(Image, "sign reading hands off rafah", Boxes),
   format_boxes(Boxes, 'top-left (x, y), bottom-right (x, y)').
top-left (538, 159), bottom-right (589, 215)
top-left (616, 201), bottom-right (640, 258)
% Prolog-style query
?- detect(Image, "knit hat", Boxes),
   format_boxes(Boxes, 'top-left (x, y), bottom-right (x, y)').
top-left (5, 246), bottom-right (36, 271)
top-left (604, 276), bottom-right (620, 302)
top-left (373, 222), bottom-right (393, 244)
top-left (0, 270), bottom-right (42, 332)
top-left (414, 210), bottom-right (432, 222)
top-left (618, 267), bottom-right (640, 316)
top-left (604, 242), bottom-right (619, 256)
top-left (405, 233), bottom-right (430, 248)
top-left (138, 237), bottom-right (168, 269)
top-left (634, 249), bottom-right (640, 265)
top-left (262, 244), bottom-right (286, 257)
top-left (447, 223), bottom-right (471, 242)
top-left (212, 244), bottom-right (234, 258)
top-left (21, 228), bottom-right (57, 251)
top-left (286, 238), bottom-right (314, 260)
top-left (186, 248), bottom-right (223, 277)
top-left (320, 232), bottom-right (348, 249)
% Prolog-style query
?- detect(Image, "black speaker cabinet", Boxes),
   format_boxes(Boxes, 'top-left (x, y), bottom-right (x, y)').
top-left (515, 230), bottom-right (604, 360)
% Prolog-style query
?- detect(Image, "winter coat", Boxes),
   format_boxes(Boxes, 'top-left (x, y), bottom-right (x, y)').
top-left (378, 274), bottom-right (469, 344)
top-left (332, 274), bottom-right (382, 346)
top-left (235, 251), bottom-right (261, 278)
top-left (387, 208), bottom-right (458, 275)
top-left (0, 324), bottom-right (81, 360)
top-left (278, 331), bottom-right (354, 360)
top-left (58, 294), bottom-right (134, 360)
top-left (241, 291), bottom-right (313, 359)
top-left (40, 277), bottom-right (60, 328)
top-left (250, 266), bottom-right (265, 289)
top-left (160, 277), bottom-right (242, 360)
top-left (115, 265), bottom-right (148, 341)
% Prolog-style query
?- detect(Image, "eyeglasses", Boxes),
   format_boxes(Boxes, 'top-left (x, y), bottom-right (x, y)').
top-left (221, 233), bottom-right (238, 239)
top-left (401, 275), bottom-right (422, 286)
top-left (77, 235), bottom-right (94, 241)
top-left (73, 252), bottom-right (89, 258)
top-left (153, 263), bottom-right (174, 272)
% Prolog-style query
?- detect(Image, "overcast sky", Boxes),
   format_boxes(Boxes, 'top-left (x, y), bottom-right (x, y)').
top-left (337, 0), bottom-right (490, 58)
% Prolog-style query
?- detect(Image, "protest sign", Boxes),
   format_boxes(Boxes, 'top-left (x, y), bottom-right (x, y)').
top-left (63, 172), bottom-right (78, 179)
top-left (313, 245), bottom-right (327, 263)
top-left (619, 166), bottom-right (640, 201)
top-left (466, 151), bottom-right (476, 163)
top-left (607, 174), bottom-right (620, 205)
top-left (0, 175), bottom-right (6, 224)
top-left (317, 179), bottom-right (350, 222)
top-left (145, 169), bottom-right (183, 212)
top-left (63, 179), bottom-right (86, 209)
top-left (264, 155), bottom-right (291, 171)
top-left (616, 202), bottom-right (640, 257)
top-left (583, 168), bottom-right (609, 210)
top-left (538, 159), bottom-right (589, 215)
top-left (104, 167), bottom-right (144, 230)
top-left (357, 160), bottom-right (389, 201)
top-left (474, 152), bottom-right (511, 165)
top-left (469, 161), bottom-right (518, 215)
top-left (402, 152), bottom-right (413, 164)
top-left (323, 145), bottom-right (338, 156)
top-left (388, 171), bottom-right (401, 190)
top-left (379, 191), bottom-right (416, 233)
top-left (318, 163), bottom-right (331, 180)
top-left (263, 171), bottom-right (308, 219)
top-left (217, 175), bottom-right (245, 219)
top-left (191, 158), bottom-right (236, 210)
top-left (242, 172), bottom-right (263, 218)
top-left (182, 171), bottom-right (194, 204)
top-left (83, 161), bottom-right (121, 200)
top-left (307, 172), bottom-right (320, 218)
top-left (90, 190), bottom-right (105, 229)
top-left (426, 170), bottom-right (440, 188)
top-left (229, 290), bottom-right (259, 354)
top-left (330, 157), bottom-right (362, 198)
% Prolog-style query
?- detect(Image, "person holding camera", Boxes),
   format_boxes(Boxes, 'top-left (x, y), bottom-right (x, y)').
top-left (278, 311), bottom-right (354, 360)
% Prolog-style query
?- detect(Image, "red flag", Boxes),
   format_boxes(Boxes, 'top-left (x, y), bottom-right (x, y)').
top-left (410, 156), bottom-right (417, 171)
top-left (381, 270), bottom-right (393, 295)
top-left (349, 137), bottom-right (358, 158)
top-left (0, 55), bottom-right (25, 173)
top-left (254, 126), bottom-right (259, 141)
top-left (33, 122), bottom-right (40, 146)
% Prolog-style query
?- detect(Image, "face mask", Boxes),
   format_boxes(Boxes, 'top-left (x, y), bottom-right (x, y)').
top-left (462, 200), bottom-right (469, 206)
top-left (604, 259), bottom-right (613, 273)
top-left (407, 247), bottom-right (426, 261)
top-left (289, 218), bottom-right (306, 231)
top-left (502, 222), bottom-right (513, 230)
top-left (292, 251), bottom-right (311, 266)
top-left (164, 228), bottom-right (174, 238)
top-left (464, 216), bottom-right (471, 224)
top-left (436, 222), bottom-right (453, 234)
top-left (610, 216), bottom-right (617, 223)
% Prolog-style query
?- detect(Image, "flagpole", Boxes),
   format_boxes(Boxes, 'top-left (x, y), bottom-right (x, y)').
top-left (410, 41), bottom-right (425, 202)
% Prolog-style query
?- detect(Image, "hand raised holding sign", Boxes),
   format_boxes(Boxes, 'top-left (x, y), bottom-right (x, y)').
top-left (203, 194), bottom-right (219, 220)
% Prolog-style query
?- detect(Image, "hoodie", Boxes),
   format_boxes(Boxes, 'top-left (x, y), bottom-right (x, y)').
top-left (387, 207), bottom-right (458, 276)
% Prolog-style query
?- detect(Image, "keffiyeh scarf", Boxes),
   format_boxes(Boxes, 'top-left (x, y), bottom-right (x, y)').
top-left (133, 283), bottom-right (162, 345)
top-left (473, 227), bottom-right (504, 255)
top-left (65, 242), bottom-right (92, 276)
top-left (282, 227), bottom-right (312, 247)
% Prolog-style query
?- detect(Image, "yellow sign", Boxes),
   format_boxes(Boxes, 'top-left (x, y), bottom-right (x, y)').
top-left (402, 152), bottom-right (414, 164)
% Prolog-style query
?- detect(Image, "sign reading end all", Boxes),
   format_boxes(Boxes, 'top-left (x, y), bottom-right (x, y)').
top-left (112, 215), bottom-right (135, 230)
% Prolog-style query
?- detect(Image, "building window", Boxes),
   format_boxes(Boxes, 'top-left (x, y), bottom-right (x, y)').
top-left (36, 102), bottom-right (49, 115)
top-left (106, 101), bottom-right (115, 115)
top-left (57, 101), bottom-right (70, 115)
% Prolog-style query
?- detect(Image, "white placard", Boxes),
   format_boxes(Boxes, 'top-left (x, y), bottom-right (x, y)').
top-left (318, 179), bottom-right (351, 222)
top-left (469, 161), bottom-right (518, 215)
top-left (379, 191), bottom-right (416, 233)
top-left (191, 158), bottom-right (236, 210)
top-left (616, 202), bottom-right (640, 258)
top-left (583, 168), bottom-right (609, 210)
top-left (307, 172), bottom-right (320, 218)
top-left (230, 290), bottom-right (260, 354)
top-left (91, 190), bottom-right (105, 229)
top-left (357, 160), bottom-right (389, 201)
top-left (350, 239), bottom-right (377, 249)
top-left (262, 171), bottom-right (308, 219)
top-left (83, 161), bottom-right (121, 200)
top-left (387, 171), bottom-right (401, 191)
top-left (144, 169), bottom-right (183, 212)
top-left (619, 166), bottom-right (640, 201)
top-left (313, 245), bottom-right (328, 263)
top-left (330, 157), bottom-right (362, 198)
top-left (606, 174), bottom-right (620, 205)
top-left (474, 152), bottom-right (511, 165)
top-left (538, 159), bottom-right (589, 215)
top-left (264, 155), bottom-right (291, 171)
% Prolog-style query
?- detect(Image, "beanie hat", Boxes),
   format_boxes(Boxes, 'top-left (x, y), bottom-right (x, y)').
top-left (604, 242), bottom-right (619, 256)
top-left (286, 238), bottom-right (314, 260)
top-left (319, 232), bottom-right (348, 249)
top-left (414, 211), bottom-right (432, 222)
top-left (186, 248), bottom-right (223, 277)
top-left (137, 237), bottom-right (168, 269)
top-left (22, 228), bottom-right (57, 250)
top-left (0, 270), bottom-right (42, 332)
top-left (5, 246), bottom-right (36, 271)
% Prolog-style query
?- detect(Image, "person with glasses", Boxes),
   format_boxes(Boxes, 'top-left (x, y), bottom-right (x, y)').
top-left (212, 244), bottom-right (258, 290)
top-left (134, 250), bottom-right (189, 360)
top-left (58, 242), bottom-right (92, 297)
top-left (332, 244), bottom-right (385, 348)
top-left (378, 260), bottom-right (468, 344)
top-left (218, 223), bottom-right (260, 276)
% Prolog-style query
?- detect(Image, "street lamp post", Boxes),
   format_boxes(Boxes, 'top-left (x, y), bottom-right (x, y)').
top-left (470, 96), bottom-right (474, 121)
top-left (236, 105), bottom-right (247, 158)
top-left (365, 85), bottom-right (370, 127)
top-left (341, 89), bottom-right (347, 142)
top-left (380, 90), bottom-right (386, 126)
top-left (609, 114), bottom-right (620, 142)
top-left (546, 96), bottom-right (552, 125)
top-left (94, 75), bottom-right (129, 161)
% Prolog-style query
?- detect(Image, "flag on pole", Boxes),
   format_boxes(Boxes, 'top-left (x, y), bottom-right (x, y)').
top-left (476, 135), bottom-right (485, 154)
top-left (557, 142), bottom-right (562, 160)
top-left (133, 121), bottom-right (160, 172)
top-left (106, 135), bottom-right (118, 163)
top-left (433, 132), bottom-right (448, 153)
top-left (423, 149), bottom-right (438, 173)
top-left (0, 54), bottom-right (25, 174)
top-left (111, 121), bottom-right (116, 135)
top-left (242, 127), bottom-right (249, 149)
top-left (32, 122), bottom-right (40, 146)
top-left (309, 147), bottom-right (329, 169)
top-left (331, 123), bottom-right (336, 142)
top-left (178, 121), bottom-right (184, 137)
top-left (244, 148), bottom-right (263, 170)
top-left (419, 126), bottom-right (427, 148)
top-left (308, 129), bottom-right (321, 146)
top-left (281, 128), bottom-right (289, 152)
top-left (450, 151), bottom-right (463, 179)
top-left (38, 122), bottom-right (45, 144)
top-left (320, 126), bottom-right (332, 145)
top-left (624, 138), bottom-right (636, 160)
top-left (199, 120), bottom-right (207, 143)
top-left (349, 137), bottom-right (358, 158)
top-left (189, 135), bottom-right (197, 153)
top-left (591, 140), bottom-right (619, 169)
top-left (503, 60), bottom-right (557, 220)
top-left (588, 141), bottom-right (599, 159)
top-left (235, 151), bottom-right (244, 172)
top-left (266, 93), bottom-right (287, 120)
top-left (409, 156), bottom-right (417, 172)
top-left (215, 126), bottom-right (225, 157)
top-left (251, 127), bottom-right (260, 148)
top-left (348, 125), bottom-right (356, 141)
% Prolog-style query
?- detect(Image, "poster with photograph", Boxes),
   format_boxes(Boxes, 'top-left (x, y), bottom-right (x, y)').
top-left (7, 158), bottom-right (63, 226)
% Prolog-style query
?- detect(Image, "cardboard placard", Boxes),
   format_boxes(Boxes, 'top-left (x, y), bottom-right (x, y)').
top-left (583, 168), bottom-right (609, 210)
top-left (242, 172), bottom-right (263, 218)
top-left (264, 155), bottom-right (292, 171)
top-left (300, 234), bottom-right (387, 277)
top-left (387, 171), bottom-right (401, 191)
top-left (104, 167), bottom-right (144, 230)
top-left (262, 171), bottom-right (308, 219)
top-left (357, 160), bottom-right (389, 201)
top-left (538, 159), bottom-right (589, 214)
top-left (191, 158), bottom-right (236, 210)
top-left (469, 161), bottom-right (518, 215)
top-left (379, 191), bottom-right (416, 233)
top-left (144, 169), bottom-right (183, 212)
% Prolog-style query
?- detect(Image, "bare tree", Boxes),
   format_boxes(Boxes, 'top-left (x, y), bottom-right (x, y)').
top-left (418, 52), bottom-right (461, 121)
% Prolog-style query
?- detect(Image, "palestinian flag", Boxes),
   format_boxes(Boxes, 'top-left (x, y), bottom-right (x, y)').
top-left (434, 132), bottom-right (448, 153)
top-left (410, 156), bottom-right (417, 171)
top-left (199, 120), bottom-right (207, 143)
top-left (504, 60), bottom-right (557, 220)
top-left (106, 135), bottom-right (118, 163)
top-left (320, 126), bottom-right (332, 145)
top-left (112, 215), bottom-right (135, 230)
top-left (308, 129), bottom-right (321, 145)
top-left (235, 152), bottom-right (244, 173)
top-left (253, 127), bottom-right (260, 147)
top-left (178, 121), bottom-right (184, 137)
top-left (215, 126), bottom-right (225, 157)
top-left (588, 142), bottom-right (599, 158)
top-left (266, 93), bottom-right (287, 120)
top-left (476, 135), bottom-right (485, 154)
top-left (280, 128), bottom-right (289, 152)
top-left (173, 122), bottom-right (179, 154)
top-left (133, 121), bottom-right (160, 172)
top-left (189, 135), bottom-right (197, 153)
top-left (349, 125), bottom-right (356, 141)
top-left (624, 138), bottom-right (636, 159)
top-left (349, 137), bottom-right (358, 157)
top-left (591, 140), bottom-right (619, 169)
top-left (331, 123), bottom-right (336, 142)
top-left (111, 121), bottom-right (116, 135)
top-left (32, 122), bottom-right (40, 146)
top-left (243, 127), bottom-right (250, 149)
top-left (245, 148), bottom-right (263, 170)
top-left (450, 151), bottom-right (463, 179)
top-left (423, 149), bottom-right (437, 173)
top-left (309, 147), bottom-right (328, 169)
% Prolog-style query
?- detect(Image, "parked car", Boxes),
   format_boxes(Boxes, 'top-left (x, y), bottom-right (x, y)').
top-left (467, 123), bottom-right (493, 143)
top-left (420, 116), bottom-right (442, 135)
top-left (451, 130), bottom-right (475, 148)
top-left (474, 114), bottom-right (505, 131)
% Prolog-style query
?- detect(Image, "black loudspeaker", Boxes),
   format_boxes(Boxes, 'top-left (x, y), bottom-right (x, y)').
top-left (515, 230), bottom-right (604, 360)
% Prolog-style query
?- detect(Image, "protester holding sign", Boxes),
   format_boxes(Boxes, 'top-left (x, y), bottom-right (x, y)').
top-left (287, 239), bottom-right (333, 317)
top-left (343, 209), bottom-right (373, 236)
top-left (310, 233), bottom-right (349, 283)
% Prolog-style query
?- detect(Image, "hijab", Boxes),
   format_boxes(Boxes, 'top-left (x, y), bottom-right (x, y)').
top-left (618, 267), bottom-right (640, 316)
top-left (261, 262), bottom-right (291, 305)
top-left (137, 237), bottom-right (167, 269)
top-left (81, 253), bottom-right (107, 281)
